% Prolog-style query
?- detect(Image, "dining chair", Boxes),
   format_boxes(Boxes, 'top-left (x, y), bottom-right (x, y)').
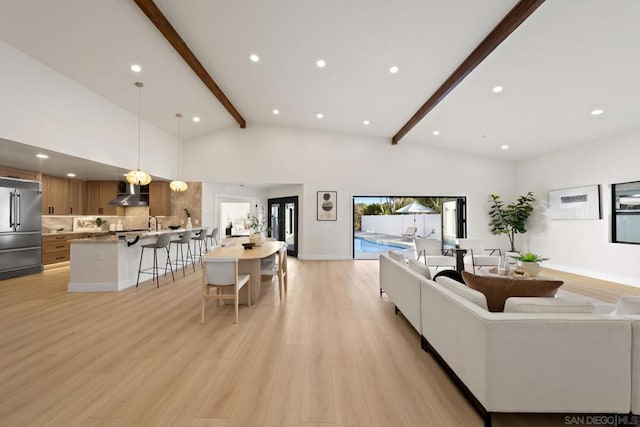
top-left (207, 227), bottom-right (219, 248)
top-left (260, 242), bottom-right (288, 300)
top-left (201, 256), bottom-right (250, 324)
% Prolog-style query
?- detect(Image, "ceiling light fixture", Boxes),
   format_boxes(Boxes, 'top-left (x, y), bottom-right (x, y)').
top-left (125, 82), bottom-right (152, 186)
top-left (316, 112), bottom-right (323, 119)
top-left (432, 130), bottom-right (440, 136)
top-left (363, 120), bottom-right (370, 125)
top-left (273, 109), bottom-right (280, 115)
top-left (130, 64), bottom-right (142, 73)
top-left (591, 108), bottom-right (604, 116)
top-left (492, 85), bottom-right (503, 93)
top-left (66, 173), bottom-right (76, 177)
top-left (35, 153), bottom-right (49, 159)
top-left (501, 145), bottom-right (509, 150)
top-left (316, 59), bottom-right (326, 68)
top-left (192, 116), bottom-right (200, 122)
top-left (389, 66), bottom-right (399, 74)
top-left (169, 113), bottom-right (188, 192)
top-left (249, 54), bottom-right (260, 63)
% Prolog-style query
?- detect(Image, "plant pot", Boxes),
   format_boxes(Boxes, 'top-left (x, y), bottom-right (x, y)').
top-left (250, 232), bottom-right (265, 247)
top-left (516, 261), bottom-right (541, 277)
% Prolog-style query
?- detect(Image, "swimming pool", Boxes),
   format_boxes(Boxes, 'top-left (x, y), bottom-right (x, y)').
top-left (354, 236), bottom-right (409, 253)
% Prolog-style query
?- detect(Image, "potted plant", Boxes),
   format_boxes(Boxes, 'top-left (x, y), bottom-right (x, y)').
top-left (488, 192), bottom-right (536, 252)
top-left (247, 213), bottom-right (265, 247)
top-left (183, 208), bottom-right (193, 229)
top-left (509, 252), bottom-right (549, 277)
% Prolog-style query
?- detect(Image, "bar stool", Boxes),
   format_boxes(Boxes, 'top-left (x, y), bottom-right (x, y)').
top-left (207, 228), bottom-right (219, 248)
top-left (168, 230), bottom-right (195, 277)
top-left (136, 234), bottom-right (175, 288)
top-left (191, 227), bottom-right (208, 265)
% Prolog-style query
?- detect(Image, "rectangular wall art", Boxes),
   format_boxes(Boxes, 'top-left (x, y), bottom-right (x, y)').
top-left (317, 191), bottom-right (337, 221)
top-left (548, 184), bottom-right (601, 220)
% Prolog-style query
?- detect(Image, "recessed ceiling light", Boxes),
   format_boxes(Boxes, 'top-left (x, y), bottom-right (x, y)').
top-left (432, 130), bottom-right (440, 136)
top-left (192, 116), bottom-right (200, 122)
top-left (130, 64), bottom-right (142, 73)
top-left (501, 145), bottom-right (509, 150)
top-left (591, 108), bottom-right (604, 116)
top-left (389, 66), bottom-right (399, 74)
top-left (36, 153), bottom-right (49, 159)
top-left (316, 112), bottom-right (323, 119)
top-left (492, 85), bottom-right (503, 93)
top-left (249, 54), bottom-right (260, 63)
top-left (272, 109), bottom-right (280, 115)
top-left (316, 59), bottom-right (326, 68)
top-left (363, 120), bottom-right (370, 125)
top-left (66, 173), bottom-right (76, 177)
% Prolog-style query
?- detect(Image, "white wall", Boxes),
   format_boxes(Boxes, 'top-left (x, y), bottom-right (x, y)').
top-left (0, 41), bottom-right (178, 179)
top-left (185, 124), bottom-right (516, 259)
top-left (515, 127), bottom-right (640, 286)
top-left (362, 214), bottom-right (442, 240)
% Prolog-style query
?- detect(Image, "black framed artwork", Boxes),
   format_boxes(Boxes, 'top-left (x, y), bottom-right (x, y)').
top-left (317, 191), bottom-right (337, 221)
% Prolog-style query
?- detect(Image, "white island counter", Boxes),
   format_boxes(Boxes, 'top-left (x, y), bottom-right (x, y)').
top-left (68, 228), bottom-right (204, 292)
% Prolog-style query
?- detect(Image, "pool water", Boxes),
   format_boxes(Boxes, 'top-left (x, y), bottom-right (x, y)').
top-left (354, 237), bottom-right (408, 253)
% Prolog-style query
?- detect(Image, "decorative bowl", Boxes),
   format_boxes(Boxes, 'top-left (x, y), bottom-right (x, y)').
top-left (168, 225), bottom-right (181, 230)
top-left (242, 242), bottom-right (255, 250)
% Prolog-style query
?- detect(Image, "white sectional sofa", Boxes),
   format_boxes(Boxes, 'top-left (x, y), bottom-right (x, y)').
top-left (379, 253), bottom-right (634, 427)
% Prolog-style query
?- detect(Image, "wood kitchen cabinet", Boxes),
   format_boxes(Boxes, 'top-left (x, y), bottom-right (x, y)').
top-left (68, 179), bottom-right (85, 215)
top-left (86, 181), bottom-right (119, 215)
top-left (149, 181), bottom-right (171, 216)
top-left (42, 232), bottom-right (108, 265)
top-left (0, 165), bottom-right (41, 181)
top-left (41, 175), bottom-right (69, 215)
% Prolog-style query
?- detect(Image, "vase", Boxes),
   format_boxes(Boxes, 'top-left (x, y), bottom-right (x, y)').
top-left (516, 261), bottom-right (541, 277)
top-left (186, 218), bottom-right (192, 229)
top-left (250, 232), bottom-right (265, 247)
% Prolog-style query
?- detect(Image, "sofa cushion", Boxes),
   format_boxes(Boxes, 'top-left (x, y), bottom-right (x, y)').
top-left (408, 259), bottom-right (431, 279)
top-left (613, 296), bottom-right (640, 315)
top-left (435, 276), bottom-right (488, 310)
top-left (504, 297), bottom-right (595, 313)
top-left (388, 250), bottom-right (405, 263)
top-left (462, 271), bottom-right (563, 312)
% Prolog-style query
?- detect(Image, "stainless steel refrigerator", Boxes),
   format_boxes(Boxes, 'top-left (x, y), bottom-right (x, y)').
top-left (0, 177), bottom-right (43, 280)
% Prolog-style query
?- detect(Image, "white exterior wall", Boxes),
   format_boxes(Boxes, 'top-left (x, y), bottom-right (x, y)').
top-left (515, 127), bottom-right (640, 286)
top-left (184, 124), bottom-right (516, 260)
top-left (0, 41), bottom-right (178, 179)
top-left (361, 214), bottom-right (442, 240)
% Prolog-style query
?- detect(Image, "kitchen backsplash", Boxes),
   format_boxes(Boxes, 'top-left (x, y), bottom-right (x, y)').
top-left (42, 214), bottom-right (181, 233)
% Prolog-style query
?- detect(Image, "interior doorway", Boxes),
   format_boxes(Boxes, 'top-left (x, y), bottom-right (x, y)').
top-left (268, 196), bottom-right (298, 257)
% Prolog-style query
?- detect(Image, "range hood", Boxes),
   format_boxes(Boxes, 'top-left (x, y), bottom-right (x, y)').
top-left (108, 183), bottom-right (148, 206)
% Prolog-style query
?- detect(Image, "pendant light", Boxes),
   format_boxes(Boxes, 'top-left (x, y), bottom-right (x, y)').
top-left (169, 113), bottom-right (188, 192)
top-left (126, 81), bottom-right (152, 186)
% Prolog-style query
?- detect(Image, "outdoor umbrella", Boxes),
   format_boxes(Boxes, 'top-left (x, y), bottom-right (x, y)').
top-left (395, 201), bottom-right (435, 229)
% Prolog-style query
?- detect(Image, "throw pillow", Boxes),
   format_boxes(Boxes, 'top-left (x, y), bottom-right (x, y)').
top-left (408, 259), bottom-right (431, 279)
top-left (462, 271), bottom-right (563, 312)
top-left (613, 296), bottom-right (640, 315)
top-left (432, 269), bottom-right (465, 284)
top-left (435, 276), bottom-right (488, 310)
top-left (504, 297), bottom-right (594, 313)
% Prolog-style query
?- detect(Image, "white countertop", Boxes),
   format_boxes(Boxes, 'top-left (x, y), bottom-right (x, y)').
top-left (70, 227), bottom-right (205, 244)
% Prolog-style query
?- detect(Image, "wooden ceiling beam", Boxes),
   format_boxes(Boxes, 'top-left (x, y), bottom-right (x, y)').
top-left (133, 0), bottom-right (246, 128)
top-left (391, 0), bottom-right (545, 145)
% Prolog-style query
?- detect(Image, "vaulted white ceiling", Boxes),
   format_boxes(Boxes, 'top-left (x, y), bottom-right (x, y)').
top-left (1, 0), bottom-right (639, 162)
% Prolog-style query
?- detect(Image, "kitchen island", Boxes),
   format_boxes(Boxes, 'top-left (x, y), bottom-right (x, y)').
top-left (67, 227), bottom-right (204, 292)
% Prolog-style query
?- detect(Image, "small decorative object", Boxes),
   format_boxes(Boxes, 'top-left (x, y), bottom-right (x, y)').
top-left (548, 184), bottom-right (601, 220)
top-left (488, 192), bottom-right (535, 252)
top-left (94, 217), bottom-right (107, 228)
top-left (509, 252), bottom-right (549, 277)
top-left (247, 213), bottom-right (265, 246)
top-left (242, 242), bottom-right (255, 250)
top-left (168, 225), bottom-right (180, 230)
top-left (317, 191), bottom-right (337, 221)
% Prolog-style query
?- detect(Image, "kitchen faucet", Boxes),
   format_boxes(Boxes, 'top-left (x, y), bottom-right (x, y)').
top-left (148, 215), bottom-right (159, 231)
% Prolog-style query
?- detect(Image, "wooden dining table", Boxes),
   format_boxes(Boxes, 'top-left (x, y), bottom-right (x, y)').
top-left (202, 239), bottom-right (282, 304)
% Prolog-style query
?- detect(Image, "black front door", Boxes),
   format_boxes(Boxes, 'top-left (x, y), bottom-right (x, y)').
top-left (267, 196), bottom-right (298, 257)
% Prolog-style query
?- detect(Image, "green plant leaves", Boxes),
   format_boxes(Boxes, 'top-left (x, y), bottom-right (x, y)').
top-left (488, 192), bottom-right (535, 251)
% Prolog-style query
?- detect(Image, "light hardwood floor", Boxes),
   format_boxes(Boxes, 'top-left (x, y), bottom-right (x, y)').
top-left (0, 260), bottom-right (637, 427)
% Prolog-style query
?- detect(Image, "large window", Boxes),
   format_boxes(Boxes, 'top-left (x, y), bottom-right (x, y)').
top-left (612, 180), bottom-right (640, 244)
top-left (352, 196), bottom-right (466, 260)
